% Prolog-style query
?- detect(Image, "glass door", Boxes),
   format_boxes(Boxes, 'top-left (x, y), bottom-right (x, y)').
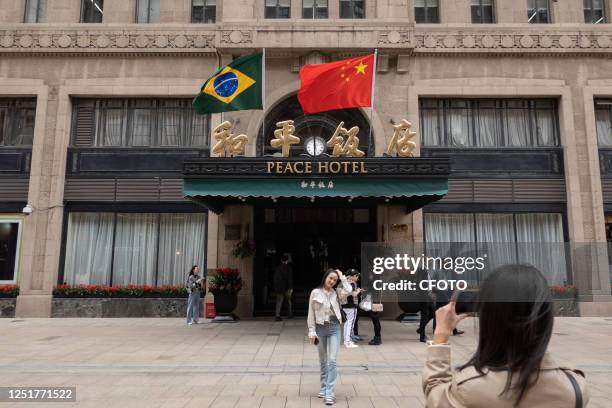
top-left (0, 219), bottom-right (21, 283)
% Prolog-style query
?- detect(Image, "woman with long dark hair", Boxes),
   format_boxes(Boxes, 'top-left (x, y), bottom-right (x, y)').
top-left (307, 268), bottom-right (352, 406)
top-left (423, 264), bottom-right (589, 407)
top-left (185, 265), bottom-right (204, 325)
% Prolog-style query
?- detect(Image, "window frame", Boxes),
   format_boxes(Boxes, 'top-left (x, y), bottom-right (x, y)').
top-left (527, 0), bottom-right (551, 24)
top-left (584, 0), bottom-right (607, 24)
top-left (191, 0), bottom-right (217, 23)
top-left (595, 99), bottom-right (612, 146)
top-left (136, 0), bottom-right (160, 23)
top-left (80, 0), bottom-right (104, 23)
top-left (415, 0), bottom-right (439, 24)
top-left (471, 0), bottom-right (495, 23)
top-left (339, 0), bottom-right (365, 19)
top-left (0, 218), bottom-right (22, 285)
top-left (419, 98), bottom-right (560, 148)
top-left (23, 0), bottom-right (47, 23)
top-left (265, 0), bottom-right (292, 19)
top-left (71, 98), bottom-right (211, 149)
top-left (0, 98), bottom-right (37, 147)
top-left (302, 0), bottom-right (329, 19)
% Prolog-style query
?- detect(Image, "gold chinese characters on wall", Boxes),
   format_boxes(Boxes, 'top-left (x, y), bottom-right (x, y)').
top-left (211, 118), bottom-right (417, 158)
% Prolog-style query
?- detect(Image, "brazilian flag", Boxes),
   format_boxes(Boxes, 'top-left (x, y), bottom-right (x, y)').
top-left (192, 53), bottom-right (263, 114)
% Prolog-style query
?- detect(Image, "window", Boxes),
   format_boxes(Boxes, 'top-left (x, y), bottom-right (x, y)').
top-left (192, 0), bottom-right (216, 23)
top-left (528, 0), bottom-right (550, 23)
top-left (420, 99), bottom-right (559, 148)
top-left (265, 0), bottom-right (291, 18)
top-left (81, 0), bottom-right (104, 23)
top-left (425, 212), bottom-right (567, 285)
top-left (596, 100), bottom-right (612, 146)
top-left (71, 99), bottom-right (210, 148)
top-left (24, 0), bottom-right (47, 23)
top-left (0, 220), bottom-right (22, 284)
top-left (303, 0), bottom-right (328, 18)
top-left (471, 0), bottom-right (494, 23)
top-left (340, 0), bottom-right (365, 18)
top-left (137, 0), bottom-right (160, 23)
top-left (415, 0), bottom-right (439, 23)
top-left (63, 212), bottom-right (207, 286)
top-left (585, 0), bottom-right (606, 23)
top-left (0, 99), bottom-right (36, 147)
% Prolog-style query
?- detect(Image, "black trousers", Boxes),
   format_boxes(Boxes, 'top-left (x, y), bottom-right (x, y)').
top-left (368, 311), bottom-right (381, 338)
top-left (418, 301), bottom-right (436, 333)
top-left (353, 310), bottom-right (360, 335)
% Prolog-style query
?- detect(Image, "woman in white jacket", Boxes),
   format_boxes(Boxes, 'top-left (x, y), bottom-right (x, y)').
top-left (307, 268), bottom-right (352, 406)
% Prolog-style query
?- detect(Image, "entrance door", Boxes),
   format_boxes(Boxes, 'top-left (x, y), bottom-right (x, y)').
top-left (253, 206), bottom-right (376, 316)
top-left (0, 219), bottom-right (21, 283)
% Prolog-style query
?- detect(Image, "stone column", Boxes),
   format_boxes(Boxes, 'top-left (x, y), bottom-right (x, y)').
top-left (16, 84), bottom-right (65, 318)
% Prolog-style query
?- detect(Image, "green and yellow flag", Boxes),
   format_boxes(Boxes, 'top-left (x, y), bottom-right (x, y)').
top-left (192, 53), bottom-right (263, 114)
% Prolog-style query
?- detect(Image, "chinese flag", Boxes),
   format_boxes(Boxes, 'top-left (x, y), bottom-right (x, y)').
top-left (298, 54), bottom-right (375, 114)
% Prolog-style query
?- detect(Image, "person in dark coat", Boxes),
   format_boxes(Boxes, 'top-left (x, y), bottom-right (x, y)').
top-left (274, 254), bottom-right (293, 321)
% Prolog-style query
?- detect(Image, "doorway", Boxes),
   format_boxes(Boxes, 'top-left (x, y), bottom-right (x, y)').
top-left (253, 205), bottom-right (377, 316)
top-left (0, 219), bottom-right (21, 283)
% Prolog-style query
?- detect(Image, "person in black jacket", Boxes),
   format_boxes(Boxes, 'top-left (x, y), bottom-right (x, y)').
top-left (274, 254), bottom-right (293, 321)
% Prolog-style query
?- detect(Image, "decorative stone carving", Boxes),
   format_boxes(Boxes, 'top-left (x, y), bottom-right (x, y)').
top-left (501, 35), bottom-right (514, 48)
top-left (95, 35), bottom-right (110, 48)
top-left (155, 35), bottom-right (168, 48)
top-left (1, 35), bottom-right (14, 48)
top-left (558, 35), bottom-right (574, 48)
top-left (38, 35), bottom-right (52, 48)
top-left (443, 35), bottom-right (457, 48)
top-left (597, 36), bottom-right (611, 48)
top-left (481, 35), bottom-right (496, 48)
top-left (539, 36), bottom-right (553, 48)
top-left (57, 34), bottom-right (72, 48)
top-left (520, 35), bottom-right (534, 48)
top-left (194, 35), bottom-right (213, 48)
top-left (424, 36), bottom-right (437, 48)
top-left (135, 35), bottom-right (149, 48)
top-left (222, 30), bottom-right (252, 44)
top-left (19, 35), bottom-right (33, 48)
top-left (173, 35), bottom-right (188, 48)
top-left (463, 35), bottom-right (476, 48)
top-left (115, 35), bottom-right (130, 48)
top-left (579, 36), bottom-right (592, 48)
top-left (379, 30), bottom-right (411, 45)
top-left (76, 35), bottom-right (90, 48)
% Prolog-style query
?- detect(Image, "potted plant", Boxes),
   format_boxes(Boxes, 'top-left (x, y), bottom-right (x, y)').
top-left (208, 268), bottom-right (243, 321)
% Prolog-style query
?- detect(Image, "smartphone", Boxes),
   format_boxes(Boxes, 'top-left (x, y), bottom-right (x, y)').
top-left (314, 337), bottom-right (319, 346)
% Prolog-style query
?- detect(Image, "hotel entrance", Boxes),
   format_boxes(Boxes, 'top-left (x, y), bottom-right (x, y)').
top-left (253, 205), bottom-right (377, 316)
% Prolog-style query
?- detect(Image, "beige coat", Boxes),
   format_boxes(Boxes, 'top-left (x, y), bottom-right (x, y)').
top-left (423, 345), bottom-right (589, 408)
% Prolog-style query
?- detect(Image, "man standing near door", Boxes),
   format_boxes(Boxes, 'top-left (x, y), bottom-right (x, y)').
top-left (274, 254), bottom-right (294, 321)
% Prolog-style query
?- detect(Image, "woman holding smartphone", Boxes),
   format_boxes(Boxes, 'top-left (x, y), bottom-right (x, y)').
top-left (307, 268), bottom-right (352, 406)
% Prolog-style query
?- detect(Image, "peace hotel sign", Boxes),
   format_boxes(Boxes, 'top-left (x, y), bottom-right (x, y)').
top-left (211, 118), bottom-right (418, 159)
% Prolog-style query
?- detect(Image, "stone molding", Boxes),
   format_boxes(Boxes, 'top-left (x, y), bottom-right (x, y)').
top-left (1, 26), bottom-right (612, 54)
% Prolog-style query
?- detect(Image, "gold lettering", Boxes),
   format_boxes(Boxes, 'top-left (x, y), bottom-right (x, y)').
top-left (360, 162), bottom-right (367, 174)
top-left (342, 162), bottom-right (350, 173)
top-left (283, 163), bottom-right (294, 174)
top-left (305, 162), bottom-right (312, 174)
top-left (267, 162), bottom-right (274, 173)
top-left (319, 162), bottom-right (329, 173)
top-left (275, 162), bottom-right (282, 174)
top-left (294, 162), bottom-right (304, 174)
top-left (329, 162), bottom-right (341, 173)
top-left (352, 162), bottom-right (359, 173)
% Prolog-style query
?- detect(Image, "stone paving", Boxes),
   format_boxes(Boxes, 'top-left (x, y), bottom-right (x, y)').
top-left (0, 317), bottom-right (610, 407)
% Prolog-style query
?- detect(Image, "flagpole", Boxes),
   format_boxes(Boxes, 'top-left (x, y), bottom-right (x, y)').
top-left (368, 49), bottom-right (378, 152)
top-left (262, 48), bottom-right (266, 148)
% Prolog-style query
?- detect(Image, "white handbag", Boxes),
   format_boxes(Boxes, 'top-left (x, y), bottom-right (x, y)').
top-left (359, 293), bottom-right (372, 311)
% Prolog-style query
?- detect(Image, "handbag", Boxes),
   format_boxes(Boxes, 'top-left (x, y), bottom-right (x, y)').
top-left (371, 291), bottom-right (383, 313)
top-left (562, 370), bottom-right (583, 408)
top-left (359, 293), bottom-right (372, 311)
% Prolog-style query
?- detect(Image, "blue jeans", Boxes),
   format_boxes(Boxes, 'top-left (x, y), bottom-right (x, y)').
top-left (316, 319), bottom-right (341, 400)
top-left (186, 290), bottom-right (201, 323)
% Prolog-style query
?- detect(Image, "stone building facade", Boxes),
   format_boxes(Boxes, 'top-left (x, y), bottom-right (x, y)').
top-left (1, 0), bottom-right (612, 318)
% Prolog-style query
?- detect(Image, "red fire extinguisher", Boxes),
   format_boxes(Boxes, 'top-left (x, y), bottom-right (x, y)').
top-left (205, 297), bottom-right (216, 319)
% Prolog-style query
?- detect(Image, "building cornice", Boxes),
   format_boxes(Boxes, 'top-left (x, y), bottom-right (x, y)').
top-left (0, 25), bottom-right (611, 55)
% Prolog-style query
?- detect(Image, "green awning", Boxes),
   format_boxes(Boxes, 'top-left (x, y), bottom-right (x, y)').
top-left (184, 178), bottom-right (448, 214)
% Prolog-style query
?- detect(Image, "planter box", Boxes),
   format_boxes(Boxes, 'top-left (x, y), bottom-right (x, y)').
top-left (553, 299), bottom-right (579, 317)
top-left (52, 298), bottom-right (190, 318)
top-left (0, 298), bottom-right (16, 318)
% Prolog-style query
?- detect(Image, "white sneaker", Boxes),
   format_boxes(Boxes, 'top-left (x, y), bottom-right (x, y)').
top-left (344, 342), bottom-right (359, 348)
top-left (188, 321), bottom-right (194, 325)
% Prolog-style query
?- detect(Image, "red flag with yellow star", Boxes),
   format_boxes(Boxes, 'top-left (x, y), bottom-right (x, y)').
top-left (297, 54), bottom-right (375, 114)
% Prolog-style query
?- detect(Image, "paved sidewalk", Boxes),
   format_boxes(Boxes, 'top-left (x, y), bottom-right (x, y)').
top-left (0, 317), bottom-right (610, 407)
